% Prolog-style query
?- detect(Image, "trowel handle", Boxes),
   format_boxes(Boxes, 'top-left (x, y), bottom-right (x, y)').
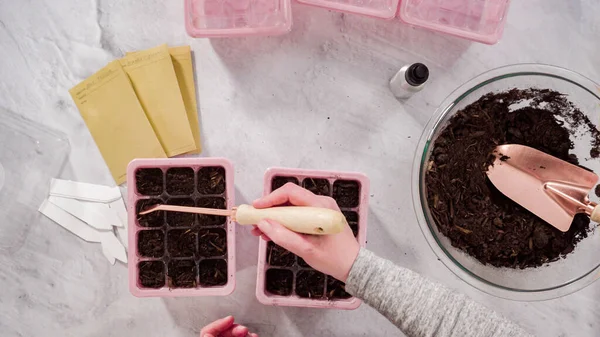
top-left (591, 205), bottom-right (600, 223)
top-left (235, 205), bottom-right (347, 235)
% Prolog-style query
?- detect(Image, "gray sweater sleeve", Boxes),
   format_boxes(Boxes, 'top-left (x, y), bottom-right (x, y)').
top-left (346, 249), bottom-right (534, 337)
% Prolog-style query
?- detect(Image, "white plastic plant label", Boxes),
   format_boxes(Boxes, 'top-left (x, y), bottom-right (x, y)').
top-left (49, 178), bottom-right (122, 203)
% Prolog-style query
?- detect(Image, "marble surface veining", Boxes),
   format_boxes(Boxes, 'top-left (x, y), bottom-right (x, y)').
top-left (1, 0), bottom-right (599, 336)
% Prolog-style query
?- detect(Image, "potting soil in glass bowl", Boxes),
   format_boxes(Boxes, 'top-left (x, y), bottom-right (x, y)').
top-left (412, 64), bottom-right (600, 301)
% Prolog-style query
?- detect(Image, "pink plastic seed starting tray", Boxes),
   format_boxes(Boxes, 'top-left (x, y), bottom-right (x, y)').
top-left (297, 0), bottom-right (399, 19)
top-left (255, 167), bottom-right (370, 309)
top-left (398, 0), bottom-right (511, 45)
top-left (185, 0), bottom-right (293, 38)
top-left (127, 158), bottom-right (236, 297)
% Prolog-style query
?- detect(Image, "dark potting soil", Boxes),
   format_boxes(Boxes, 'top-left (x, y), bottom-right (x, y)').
top-left (343, 211), bottom-right (359, 238)
top-left (166, 198), bottom-right (195, 227)
top-left (267, 242), bottom-right (295, 267)
top-left (296, 270), bottom-right (325, 299)
top-left (168, 259), bottom-right (197, 288)
top-left (197, 197), bottom-right (227, 226)
top-left (197, 166), bottom-right (226, 195)
top-left (136, 168), bottom-right (163, 196)
top-left (166, 167), bottom-right (195, 195)
top-left (167, 229), bottom-right (197, 258)
top-left (302, 178), bottom-right (331, 196)
top-left (426, 88), bottom-right (600, 269)
top-left (271, 176), bottom-right (299, 191)
top-left (138, 261), bottom-right (165, 288)
top-left (333, 180), bottom-right (360, 208)
top-left (138, 230), bottom-right (165, 258)
top-left (198, 228), bottom-right (227, 257)
top-left (198, 259), bottom-right (228, 286)
top-left (326, 276), bottom-right (352, 300)
top-left (137, 199), bottom-right (165, 228)
top-left (265, 268), bottom-right (293, 296)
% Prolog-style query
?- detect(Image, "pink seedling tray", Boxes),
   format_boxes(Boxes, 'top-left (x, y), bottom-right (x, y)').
top-left (398, 0), bottom-right (511, 45)
top-left (127, 158), bottom-right (236, 297)
top-left (255, 167), bottom-right (370, 309)
top-left (185, 0), bottom-right (293, 38)
top-left (297, 0), bottom-right (400, 19)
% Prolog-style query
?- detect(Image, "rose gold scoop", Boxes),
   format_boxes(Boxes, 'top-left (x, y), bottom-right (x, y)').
top-left (487, 144), bottom-right (600, 232)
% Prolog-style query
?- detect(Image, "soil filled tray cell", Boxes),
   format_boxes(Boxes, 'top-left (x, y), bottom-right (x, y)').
top-left (199, 259), bottom-right (228, 287)
top-left (296, 270), bottom-right (326, 299)
top-left (256, 167), bottom-right (370, 309)
top-left (138, 261), bottom-right (166, 289)
top-left (197, 197), bottom-right (227, 226)
top-left (166, 167), bottom-right (195, 196)
top-left (167, 229), bottom-right (197, 258)
top-left (267, 242), bottom-right (296, 267)
top-left (265, 268), bottom-right (294, 296)
top-left (128, 158), bottom-right (235, 298)
top-left (138, 230), bottom-right (165, 258)
top-left (198, 228), bottom-right (228, 258)
top-left (136, 168), bottom-right (164, 196)
top-left (166, 198), bottom-right (195, 227)
top-left (271, 176), bottom-right (299, 191)
top-left (326, 276), bottom-right (352, 300)
top-left (197, 166), bottom-right (226, 195)
top-left (168, 259), bottom-right (197, 288)
top-left (136, 199), bottom-right (165, 228)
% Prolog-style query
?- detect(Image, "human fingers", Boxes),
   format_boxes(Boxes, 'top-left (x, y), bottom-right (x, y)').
top-left (249, 333), bottom-right (259, 337)
top-left (219, 324), bottom-right (249, 337)
top-left (256, 219), bottom-right (310, 257)
top-left (253, 183), bottom-right (328, 209)
top-left (200, 316), bottom-right (235, 337)
top-left (250, 226), bottom-right (263, 237)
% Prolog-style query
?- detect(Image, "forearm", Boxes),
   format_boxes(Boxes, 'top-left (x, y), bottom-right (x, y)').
top-left (346, 249), bottom-right (533, 337)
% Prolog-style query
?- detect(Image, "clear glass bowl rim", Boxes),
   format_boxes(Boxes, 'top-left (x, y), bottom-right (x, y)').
top-left (411, 63), bottom-right (600, 301)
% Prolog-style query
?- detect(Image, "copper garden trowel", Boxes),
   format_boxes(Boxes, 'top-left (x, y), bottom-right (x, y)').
top-left (140, 204), bottom-right (347, 235)
top-left (487, 144), bottom-right (600, 232)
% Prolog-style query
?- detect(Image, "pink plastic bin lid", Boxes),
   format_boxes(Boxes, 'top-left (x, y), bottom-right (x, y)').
top-left (297, 0), bottom-right (400, 19)
top-left (255, 167), bottom-right (370, 309)
top-left (127, 158), bottom-right (236, 297)
top-left (399, 0), bottom-right (511, 44)
top-left (185, 0), bottom-right (293, 38)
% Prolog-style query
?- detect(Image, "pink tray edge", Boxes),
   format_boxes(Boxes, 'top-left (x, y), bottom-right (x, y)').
top-left (184, 0), bottom-right (294, 38)
top-left (127, 157), bottom-right (236, 298)
top-left (297, 0), bottom-right (399, 20)
top-left (255, 167), bottom-right (370, 309)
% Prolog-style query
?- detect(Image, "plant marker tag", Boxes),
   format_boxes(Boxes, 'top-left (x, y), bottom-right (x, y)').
top-left (48, 196), bottom-right (114, 230)
top-left (39, 199), bottom-right (127, 264)
top-left (50, 178), bottom-right (121, 203)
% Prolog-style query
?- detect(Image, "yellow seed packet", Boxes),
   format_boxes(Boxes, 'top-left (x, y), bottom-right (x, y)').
top-left (69, 61), bottom-right (167, 184)
top-left (120, 44), bottom-right (196, 157)
top-left (127, 45), bottom-right (201, 154)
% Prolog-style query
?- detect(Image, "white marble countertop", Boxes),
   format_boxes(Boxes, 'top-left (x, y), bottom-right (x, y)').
top-left (1, 0), bottom-right (599, 336)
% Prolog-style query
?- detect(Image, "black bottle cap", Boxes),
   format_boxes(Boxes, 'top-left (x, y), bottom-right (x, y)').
top-left (405, 63), bottom-right (429, 86)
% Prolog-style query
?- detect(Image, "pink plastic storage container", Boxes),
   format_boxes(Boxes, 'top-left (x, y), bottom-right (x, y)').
top-left (255, 167), bottom-right (370, 309)
top-left (185, 0), bottom-right (293, 37)
top-left (297, 0), bottom-right (399, 19)
top-left (127, 158), bottom-right (236, 297)
top-left (399, 0), bottom-right (511, 44)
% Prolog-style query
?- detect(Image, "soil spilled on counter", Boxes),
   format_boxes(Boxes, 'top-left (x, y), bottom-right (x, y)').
top-left (426, 88), bottom-right (600, 269)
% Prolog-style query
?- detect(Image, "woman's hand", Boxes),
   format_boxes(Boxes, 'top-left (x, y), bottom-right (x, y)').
top-left (251, 183), bottom-right (360, 282)
top-left (200, 316), bottom-right (258, 337)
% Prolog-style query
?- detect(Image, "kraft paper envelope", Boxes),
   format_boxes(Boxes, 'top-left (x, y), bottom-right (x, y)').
top-left (69, 61), bottom-right (166, 184)
top-left (127, 45), bottom-right (202, 154)
top-left (120, 44), bottom-right (196, 157)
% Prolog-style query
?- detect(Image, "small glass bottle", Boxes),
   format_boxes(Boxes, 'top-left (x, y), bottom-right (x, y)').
top-left (389, 63), bottom-right (429, 99)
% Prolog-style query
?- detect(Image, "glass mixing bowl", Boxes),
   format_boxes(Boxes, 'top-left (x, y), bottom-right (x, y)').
top-left (412, 64), bottom-right (600, 301)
